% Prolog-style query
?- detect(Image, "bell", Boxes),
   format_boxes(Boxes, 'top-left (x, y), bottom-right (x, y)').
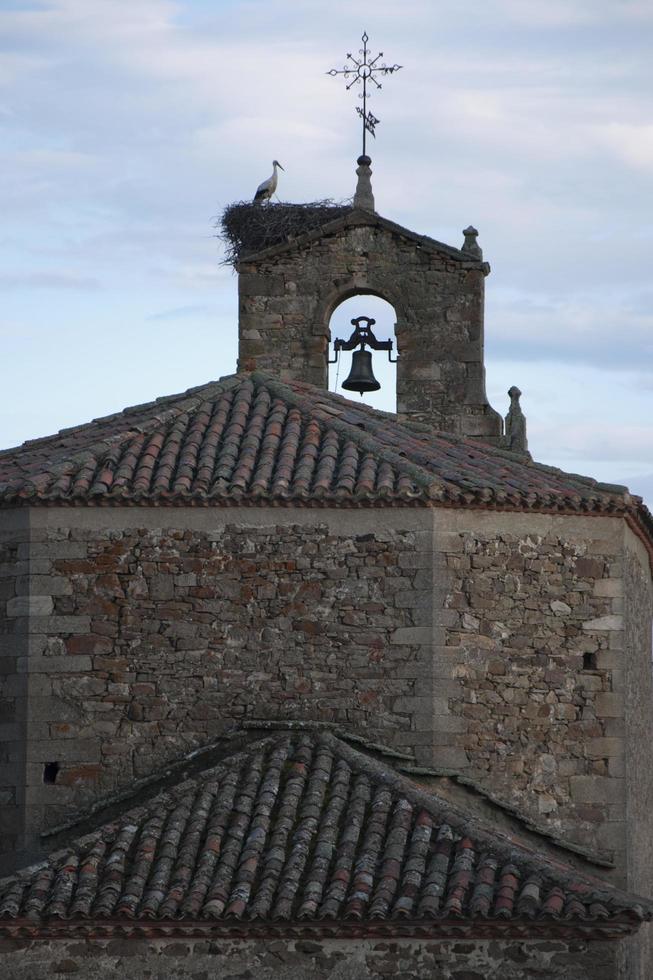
top-left (341, 349), bottom-right (381, 395)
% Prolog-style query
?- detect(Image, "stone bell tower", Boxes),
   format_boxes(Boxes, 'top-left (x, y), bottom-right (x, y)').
top-left (236, 165), bottom-right (502, 442)
top-left (236, 28), bottom-right (503, 442)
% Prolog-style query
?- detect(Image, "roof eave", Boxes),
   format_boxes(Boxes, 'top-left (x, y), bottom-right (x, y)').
top-left (0, 914), bottom-right (644, 942)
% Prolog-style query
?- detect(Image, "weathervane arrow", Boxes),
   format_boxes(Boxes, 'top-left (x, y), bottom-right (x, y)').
top-left (327, 31), bottom-right (402, 158)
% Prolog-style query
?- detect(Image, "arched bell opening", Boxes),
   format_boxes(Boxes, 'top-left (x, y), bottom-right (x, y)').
top-left (327, 295), bottom-right (398, 413)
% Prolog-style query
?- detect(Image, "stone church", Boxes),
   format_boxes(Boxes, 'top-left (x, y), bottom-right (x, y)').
top-left (1, 158), bottom-right (653, 980)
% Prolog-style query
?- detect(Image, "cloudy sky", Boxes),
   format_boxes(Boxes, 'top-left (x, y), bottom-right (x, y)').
top-left (2, 0), bottom-right (652, 500)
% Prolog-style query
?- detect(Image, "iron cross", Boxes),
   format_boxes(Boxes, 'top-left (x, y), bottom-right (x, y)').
top-left (327, 31), bottom-right (402, 158)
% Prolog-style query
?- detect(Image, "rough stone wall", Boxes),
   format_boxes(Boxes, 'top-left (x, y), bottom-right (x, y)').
top-left (1, 508), bottom-right (432, 863)
top-left (3, 505), bottom-right (652, 978)
top-left (0, 511), bottom-right (29, 859)
top-left (0, 935), bottom-right (622, 980)
top-left (238, 217), bottom-right (502, 440)
top-left (622, 529), bottom-right (653, 979)
top-left (430, 512), bottom-right (632, 869)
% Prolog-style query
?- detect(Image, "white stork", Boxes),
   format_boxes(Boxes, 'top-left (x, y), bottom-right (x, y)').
top-left (253, 160), bottom-right (284, 204)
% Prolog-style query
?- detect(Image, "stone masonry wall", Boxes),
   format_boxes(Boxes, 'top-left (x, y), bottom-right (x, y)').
top-left (0, 512), bottom-right (29, 858)
top-left (3, 504), bottom-right (651, 951)
top-left (0, 935), bottom-right (622, 980)
top-left (1, 508), bottom-right (433, 864)
top-left (431, 512), bottom-right (630, 869)
top-left (622, 529), bottom-right (653, 979)
top-left (238, 216), bottom-right (502, 440)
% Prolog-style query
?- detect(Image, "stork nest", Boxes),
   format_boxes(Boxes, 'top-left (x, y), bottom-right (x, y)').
top-left (219, 200), bottom-right (351, 266)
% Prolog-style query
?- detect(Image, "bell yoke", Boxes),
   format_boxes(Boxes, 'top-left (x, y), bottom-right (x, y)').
top-left (329, 315), bottom-right (398, 395)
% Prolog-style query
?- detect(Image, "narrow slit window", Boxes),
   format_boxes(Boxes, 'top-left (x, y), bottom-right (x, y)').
top-left (43, 762), bottom-right (60, 784)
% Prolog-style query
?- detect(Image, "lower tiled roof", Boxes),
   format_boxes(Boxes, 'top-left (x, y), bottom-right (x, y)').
top-left (0, 733), bottom-right (650, 938)
top-left (0, 373), bottom-right (648, 530)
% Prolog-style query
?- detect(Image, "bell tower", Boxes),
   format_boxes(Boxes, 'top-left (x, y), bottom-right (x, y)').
top-left (233, 30), bottom-right (502, 442)
top-left (236, 203), bottom-right (502, 442)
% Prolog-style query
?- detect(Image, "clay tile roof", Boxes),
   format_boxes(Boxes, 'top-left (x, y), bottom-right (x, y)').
top-left (0, 371), bottom-right (650, 530)
top-left (0, 733), bottom-right (650, 939)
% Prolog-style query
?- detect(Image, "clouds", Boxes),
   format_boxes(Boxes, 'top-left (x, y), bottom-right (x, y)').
top-left (146, 303), bottom-right (212, 320)
top-left (486, 288), bottom-right (653, 370)
top-left (591, 122), bottom-right (653, 172)
top-left (494, 0), bottom-right (653, 28)
top-left (0, 271), bottom-right (100, 289)
top-left (1, 0), bottom-right (652, 502)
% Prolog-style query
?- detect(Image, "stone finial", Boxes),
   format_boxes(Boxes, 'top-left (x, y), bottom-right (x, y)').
top-left (353, 155), bottom-right (375, 211)
top-left (462, 225), bottom-right (483, 259)
top-left (504, 385), bottom-right (529, 454)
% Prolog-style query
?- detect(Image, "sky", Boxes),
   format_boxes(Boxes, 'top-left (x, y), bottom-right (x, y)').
top-left (1, 0), bottom-right (653, 501)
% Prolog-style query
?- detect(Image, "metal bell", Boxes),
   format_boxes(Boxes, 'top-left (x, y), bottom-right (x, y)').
top-left (341, 349), bottom-right (381, 395)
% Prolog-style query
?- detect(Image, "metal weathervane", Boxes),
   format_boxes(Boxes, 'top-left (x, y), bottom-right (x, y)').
top-left (327, 31), bottom-right (402, 158)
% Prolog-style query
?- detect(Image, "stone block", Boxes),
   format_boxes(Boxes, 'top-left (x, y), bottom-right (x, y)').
top-left (594, 650), bottom-right (621, 670)
top-left (24, 616), bottom-right (91, 635)
top-left (20, 542), bottom-right (87, 560)
top-left (602, 717), bottom-right (625, 738)
top-left (596, 822), bottom-right (626, 852)
top-left (0, 655), bottom-right (18, 676)
top-left (390, 627), bottom-right (431, 646)
top-left (239, 274), bottom-right (285, 297)
top-left (6, 596), bottom-right (53, 617)
top-left (579, 674), bottom-right (603, 692)
top-left (149, 575), bottom-right (174, 600)
top-left (550, 600), bottom-right (571, 615)
top-left (15, 576), bottom-right (73, 597)
top-left (412, 569), bottom-right (433, 590)
top-left (570, 775), bottom-right (624, 804)
top-left (582, 615), bottom-right (623, 632)
top-left (393, 695), bottom-right (433, 713)
top-left (26, 739), bottom-right (101, 763)
top-left (393, 663), bottom-right (428, 679)
top-left (594, 693), bottom-right (624, 718)
top-left (609, 668), bottom-right (624, 693)
top-left (593, 579), bottom-right (623, 598)
top-left (397, 552), bottom-right (431, 569)
top-left (17, 655), bottom-right (93, 674)
top-left (0, 676), bottom-right (24, 697)
top-left (0, 561), bottom-right (29, 578)
top-left (0, 722), bottom-right (20, 742)
top-left (586, 737), bottom-right (623, 759)
top-left (431, 746), bottom-right (469, 769)
top-left (575, 558), bottom-right (606, 578)
top-left (433, 713), bottom-right (466, 733)
top-left (608, 755), bottom-right (626, 778)
top-left (607, 801), bottom-right (626, 821)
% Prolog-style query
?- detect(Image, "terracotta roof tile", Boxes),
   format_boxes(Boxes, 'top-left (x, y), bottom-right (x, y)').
top-left (0, 373), bottom-right (649, 536)
top-left (0, 732), bottom-right (650, 938)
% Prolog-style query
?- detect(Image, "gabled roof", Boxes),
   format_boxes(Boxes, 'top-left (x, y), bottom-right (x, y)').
top-left (0, 373), bottom-right (648, 535)
top-left (0, 732), bottom-right (650, 940)
top-left (236, 207), bottom-right (488, 270)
